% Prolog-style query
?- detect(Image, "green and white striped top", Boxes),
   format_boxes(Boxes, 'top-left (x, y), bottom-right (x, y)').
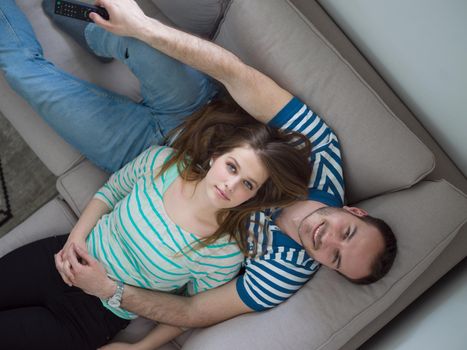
top-left (87, 145), bottom-right (243, 319)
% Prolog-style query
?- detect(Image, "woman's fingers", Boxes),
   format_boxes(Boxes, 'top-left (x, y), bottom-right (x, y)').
top-left (54, 252), bottom-right (73, 286)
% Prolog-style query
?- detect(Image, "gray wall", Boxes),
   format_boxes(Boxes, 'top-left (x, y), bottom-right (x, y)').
top-left (319, 0), bottom-right (467, 176)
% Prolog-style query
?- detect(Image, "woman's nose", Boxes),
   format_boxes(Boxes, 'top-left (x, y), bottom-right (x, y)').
top-left (225, 177), bottom-right (240, 192)
top-left (224, 181), bottom-right (234, 192)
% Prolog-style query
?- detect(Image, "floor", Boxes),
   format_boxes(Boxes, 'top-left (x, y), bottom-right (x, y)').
top-left (0, 112), bottom-right (57, 237)
top-left (360, 257), bottom-right (467, 350)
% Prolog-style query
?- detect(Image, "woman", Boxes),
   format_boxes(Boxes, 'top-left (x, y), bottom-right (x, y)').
top-left (0, 101), bottom-right (311, 350)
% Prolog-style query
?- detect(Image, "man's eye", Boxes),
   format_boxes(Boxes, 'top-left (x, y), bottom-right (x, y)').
top-left (333, 250), bottom-right (339, 264)
top-left (243, 180), bottom-right (253, 190)
top-left (333, 250), bottom-right (341, 269)
top-left (344, 229), bottom-right (350, 239)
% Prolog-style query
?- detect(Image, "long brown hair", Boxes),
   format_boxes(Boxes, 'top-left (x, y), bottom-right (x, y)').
top-left (159, 100), bottom-right (311, 256)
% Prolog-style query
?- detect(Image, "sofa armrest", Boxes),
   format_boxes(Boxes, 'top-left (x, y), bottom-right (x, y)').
top-left (56, 160), bottom-right (109, 216)
top-left (0, 197), bottom-right (77, 258)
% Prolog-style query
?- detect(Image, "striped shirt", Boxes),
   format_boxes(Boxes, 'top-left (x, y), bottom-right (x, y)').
top-left (88, 146), bottom-right (243, 319)
top-left (236, 97), bottom-right (345, 311)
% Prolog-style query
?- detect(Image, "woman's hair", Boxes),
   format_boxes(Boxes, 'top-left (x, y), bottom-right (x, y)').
top-left (159, 100), bottom-right (311, 256)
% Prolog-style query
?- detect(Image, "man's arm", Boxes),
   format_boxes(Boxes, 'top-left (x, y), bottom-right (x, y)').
top-left (92, 0), bottom-right (292, 123)
top-left (69, 244), bottom-right (253, 327)
top-left (121, 279), bottom-right (252, 327)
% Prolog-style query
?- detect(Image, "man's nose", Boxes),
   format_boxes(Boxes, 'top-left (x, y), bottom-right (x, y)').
top-left (321, 230), bottom-right (341, 248)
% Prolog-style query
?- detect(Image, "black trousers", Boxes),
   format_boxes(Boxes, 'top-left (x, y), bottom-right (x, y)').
top-left (0, 235), bottom-right (129, 350)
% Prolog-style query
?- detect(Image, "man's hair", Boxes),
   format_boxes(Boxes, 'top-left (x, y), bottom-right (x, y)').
top-left (347, 215), bottom-right (397, 284)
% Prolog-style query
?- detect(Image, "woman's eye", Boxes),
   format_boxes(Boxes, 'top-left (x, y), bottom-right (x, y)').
top-left (227, 163), bottom-right (237, 173)
top-left (243, 180), bottom-right (253, 190)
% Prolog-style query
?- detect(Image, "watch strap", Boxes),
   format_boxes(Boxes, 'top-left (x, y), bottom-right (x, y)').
top-left (107, 279), bottom-right (124, 308)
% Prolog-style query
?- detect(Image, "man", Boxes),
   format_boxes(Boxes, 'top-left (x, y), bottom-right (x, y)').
top-left (0, 0), bottom-right (396, 332)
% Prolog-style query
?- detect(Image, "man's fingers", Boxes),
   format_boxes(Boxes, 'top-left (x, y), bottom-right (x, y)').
top-left (73, 244), bottom-right (94, 266)
top-left (90, 12), bottom-right (107, 26)
top-left (94, 0), bottom-right (108, 8)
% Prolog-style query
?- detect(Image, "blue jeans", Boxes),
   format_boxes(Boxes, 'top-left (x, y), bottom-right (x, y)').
top-left (0, 0), bottom-right (218, 172)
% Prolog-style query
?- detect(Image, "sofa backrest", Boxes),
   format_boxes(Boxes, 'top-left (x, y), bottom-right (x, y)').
top-left (213, 0), bottom-right (435, 203)
top-left (151, 0), bottom-right (231, 38)
top-left (149, 0), bottom-right (436, 203)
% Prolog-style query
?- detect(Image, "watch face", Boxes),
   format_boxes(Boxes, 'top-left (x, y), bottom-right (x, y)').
top-left (108, 298), bottom-right (120, 308)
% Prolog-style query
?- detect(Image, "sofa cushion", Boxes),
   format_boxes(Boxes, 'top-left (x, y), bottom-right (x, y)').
top-left (214, 0), bottom-right (435, 203)
top-left (0, 197), bottom-right (76, 258)
top-left (56, 160), bottom-right (109, 216)
top-left (112, 317), bottom-right (179, 350)
top-left (151, 0), bottom-right (230, 38)
top-left (179, 180), bottom-right (467, 350)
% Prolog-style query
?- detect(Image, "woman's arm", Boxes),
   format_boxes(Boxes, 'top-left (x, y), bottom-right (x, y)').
top-left (100, 324), bottom-right (184, 350)
top-left (68, 198), bottom-right (111, 244)
top-left (57, 146), bottom-right (169, 286)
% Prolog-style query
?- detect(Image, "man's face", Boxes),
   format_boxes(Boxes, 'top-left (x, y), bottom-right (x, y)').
top-left (297, 206), bottom-right (384, 280)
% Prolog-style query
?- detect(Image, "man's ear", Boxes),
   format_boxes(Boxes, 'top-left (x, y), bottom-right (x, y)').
top-left (343, 206), bottom-right (368, 217)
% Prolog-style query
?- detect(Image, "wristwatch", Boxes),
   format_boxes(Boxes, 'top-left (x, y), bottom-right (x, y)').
top-left (107, 280), bottom-right (124, 308)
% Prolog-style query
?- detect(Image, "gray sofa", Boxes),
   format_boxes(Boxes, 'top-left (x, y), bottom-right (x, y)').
top-left (1, 1), bottom-right (466, 349)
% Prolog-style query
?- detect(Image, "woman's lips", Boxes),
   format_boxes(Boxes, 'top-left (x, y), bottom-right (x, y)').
top-left (215, 186), bottom-right (230, 201)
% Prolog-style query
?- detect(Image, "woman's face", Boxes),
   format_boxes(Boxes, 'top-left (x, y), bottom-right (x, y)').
top-left (204, 146), bottom-right (269, 209)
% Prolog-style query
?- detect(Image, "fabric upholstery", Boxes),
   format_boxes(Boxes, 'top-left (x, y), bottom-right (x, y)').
top-left (215, 0), bottom-right (435, 203)
top-left (0, 197), bottom-right (76, 258)
top-left (151, 0), bottom-right (230, 38)
top-left (56, 160), bottom-right (109, 216)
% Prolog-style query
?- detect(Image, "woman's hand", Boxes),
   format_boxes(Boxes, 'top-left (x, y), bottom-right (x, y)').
top-left (91, 0), bottom-right (154, 39)
top-left (64, 243), bottom-right (117, 299)
top-left (55, 234), bottom-right (87, 286)
top-left (54, 198), bottom-right (112, 286)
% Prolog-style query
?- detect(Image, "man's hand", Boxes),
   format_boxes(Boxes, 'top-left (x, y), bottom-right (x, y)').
top-left (91, 0), bottom-right (153, 38)
top-left (90, 0), bottom-right (291, 123)
top-left (64, 243), bottom-right (116, 299)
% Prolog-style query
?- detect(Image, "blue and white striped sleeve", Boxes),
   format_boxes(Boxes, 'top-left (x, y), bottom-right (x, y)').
top-left (236, 248), bottom-right (320, 311)
top-left (269, 97), bottom-right (345, 207)
top-left (236, 215), bottom-right (321, 311)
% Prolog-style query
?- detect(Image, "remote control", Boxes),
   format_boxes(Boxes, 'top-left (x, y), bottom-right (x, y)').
top-left (54, 0), bottom-right (109, 22)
